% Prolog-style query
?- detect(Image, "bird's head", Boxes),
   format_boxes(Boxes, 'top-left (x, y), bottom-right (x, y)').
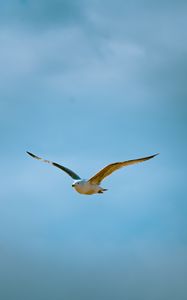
top-left (72, 180), bottom-right (85, 188)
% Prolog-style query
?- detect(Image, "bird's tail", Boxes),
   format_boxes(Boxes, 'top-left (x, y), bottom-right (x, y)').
top-left (98, 188), bottom-right (108, 194)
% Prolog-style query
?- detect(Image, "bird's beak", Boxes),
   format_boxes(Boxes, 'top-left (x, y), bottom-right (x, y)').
top-left (72, 184), bottom-right (75, 187)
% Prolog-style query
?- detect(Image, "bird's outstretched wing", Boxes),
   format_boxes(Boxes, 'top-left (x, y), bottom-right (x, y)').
top-left (27, 151), bottom-right (81, 180)
top-left (88, 153), bottom-right (159, 185)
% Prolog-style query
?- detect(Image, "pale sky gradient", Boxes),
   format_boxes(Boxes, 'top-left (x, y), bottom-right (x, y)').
top-left (0, 1), bottom-right (187, 300)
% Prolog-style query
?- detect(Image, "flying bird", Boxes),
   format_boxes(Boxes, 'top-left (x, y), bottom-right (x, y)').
top-left (26, 151), bottom-right (159, 195)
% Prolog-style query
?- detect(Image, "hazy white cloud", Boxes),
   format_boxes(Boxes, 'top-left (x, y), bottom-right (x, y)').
top-left (1, 0), bottom-right (186, 108)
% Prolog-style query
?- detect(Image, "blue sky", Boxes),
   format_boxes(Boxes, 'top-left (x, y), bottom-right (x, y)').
top-left (0, 1), bottom-right (187, 299)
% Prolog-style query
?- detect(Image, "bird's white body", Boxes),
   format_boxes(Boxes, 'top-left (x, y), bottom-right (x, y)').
top-left (72, 180), bottom-right (105, 195)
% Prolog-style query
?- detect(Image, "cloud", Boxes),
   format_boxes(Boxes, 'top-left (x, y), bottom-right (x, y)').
top-left (0, 0), bottom-right (187, 109)
top-left (1, 235), bottom-right (187, 300)
top-left (0, 1), bottom-right (84, 28)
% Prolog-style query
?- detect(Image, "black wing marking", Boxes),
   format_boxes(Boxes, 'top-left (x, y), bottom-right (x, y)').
top-left (27, 151), bottom-right (81, 180)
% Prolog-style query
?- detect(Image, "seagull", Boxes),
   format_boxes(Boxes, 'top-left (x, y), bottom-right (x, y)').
top-left (26, 151), bottom-right (159, 195)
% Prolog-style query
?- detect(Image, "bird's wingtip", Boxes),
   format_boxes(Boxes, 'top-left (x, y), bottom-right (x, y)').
top-left (154, 153), bottom-right (160, 156)
top-left (147, 153), bottom-right (159, 160)
top-left (26, 151), bottom-right (35, 158)
top-left (151, 153), bottom-right (160, 159)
